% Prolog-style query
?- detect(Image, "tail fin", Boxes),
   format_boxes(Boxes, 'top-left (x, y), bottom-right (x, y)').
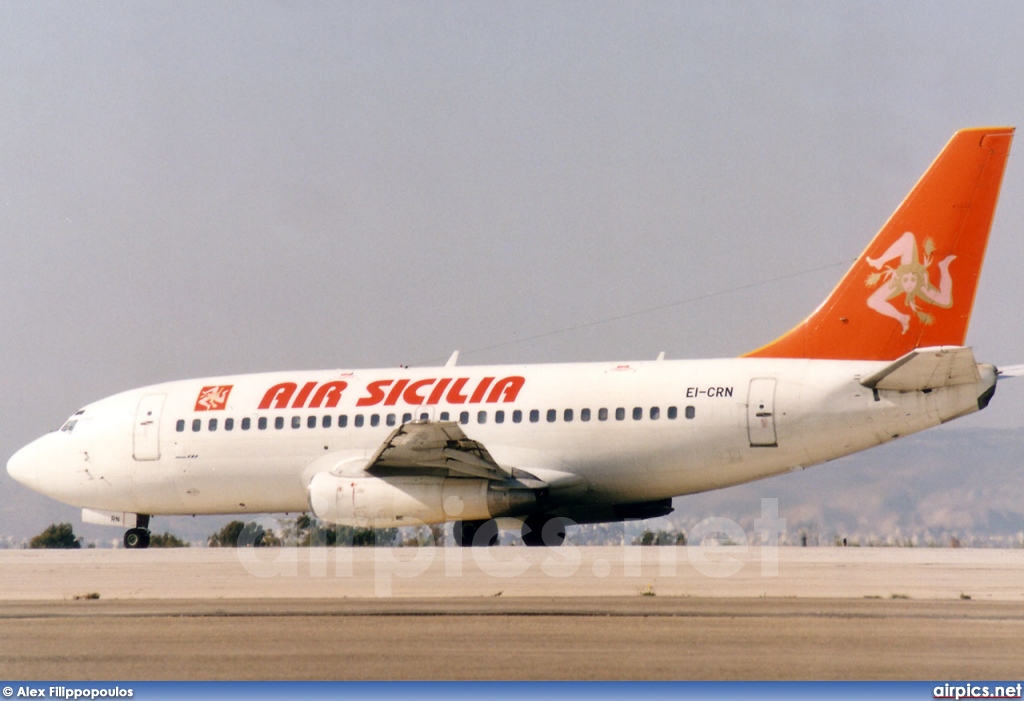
top-left (745, 126), bottom-right (1014, 361)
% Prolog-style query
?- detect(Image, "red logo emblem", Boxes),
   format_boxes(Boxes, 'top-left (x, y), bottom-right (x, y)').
top-left (195, 385), bottom-right (232, 411)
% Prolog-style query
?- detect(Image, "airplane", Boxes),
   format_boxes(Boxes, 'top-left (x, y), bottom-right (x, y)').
top-left (6, 126), bottom-right (1018, 549)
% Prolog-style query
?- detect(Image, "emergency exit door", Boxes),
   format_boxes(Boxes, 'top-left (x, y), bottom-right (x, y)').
top-left (746, 378), bottom-right (778, 447)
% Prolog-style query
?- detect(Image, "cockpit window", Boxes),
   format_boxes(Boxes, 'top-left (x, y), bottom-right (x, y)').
top-left (59, 410), bottom-right (85, 432)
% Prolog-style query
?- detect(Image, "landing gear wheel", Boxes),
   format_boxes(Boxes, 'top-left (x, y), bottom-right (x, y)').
top-left (521, 515), bottom-right (567, 547)
top-left (124, 528), bottom-right (151, 549)
top-left (454, 519), bottom-right (500, 547)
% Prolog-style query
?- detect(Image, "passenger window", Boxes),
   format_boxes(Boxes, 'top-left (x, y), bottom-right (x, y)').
top-left (242, 417), bottom-right (251, 430)
top-left (355, 415), bottom-right (364, 428)
top-left (225, 418), bottom-right (234, 431)
top-left (598, 408), bottom-right (608, 421)
top-left (546, 409), bottom-right (556, 423)
top-left (477, 410), bottom-right (487, 424)
top-left (668, 406), bottom-right (678, 420)
top-left (530, 409), bottom-right (540, 423)
top-left (307, 416), bottom-right (317, 429)
top-left (564, 408), bottom-right (573, 422)
top-left (275, 417), bottom-right (285, 429)
top-left (513, 410), bottom-right (523, 423)
top-left (615, 408), bottom-right (625, 421)
top-left (386, 414), bottom-right (396, 427)
top-left (632, 407), bottom-right (643, 420)
top-left (338, 415), bottom-right (348, 428)
top-left (459, 411), bottom-right (469, 425)
top-left (291, 416), bottom-right (301, 429)
top-left (258, 417), bottom-right (268, 430)
top-left (402, 413), bottom-right (413, 423)
top-left (495, 410), bottom-right (505, 424)
top-left (686, 406), bottom-right (696, 419)
top-left (322, 415), bottom-right (332, 428)
top-left (209, 418), bottom-right (218, 431)
top-left (370, 414), bottom-right (380, 427)
top-left (176, 420), bottom-right (185, 433)
top-left (440, 411), bottom-right (450, 421)
top-left (650, 407), bottom-right (660, 420)
top-left (419, 413), bottom-right (429, 421)
top-left (192, 419), bottom-right (201, 432)
top-left (581, 408), bottom-right (591, 422)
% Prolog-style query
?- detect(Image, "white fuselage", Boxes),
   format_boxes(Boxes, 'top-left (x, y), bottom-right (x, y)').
top-left (6, 356), bottom-right (995, 524)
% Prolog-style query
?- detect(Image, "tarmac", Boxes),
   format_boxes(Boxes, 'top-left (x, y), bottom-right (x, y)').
top-left (2, 546), bottom-right (1023, 680)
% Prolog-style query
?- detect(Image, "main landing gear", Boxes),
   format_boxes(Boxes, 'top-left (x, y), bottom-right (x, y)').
top-left (454, 519), bottom-right (499, 547)
top-left (520, 514), bottom-right (567, 547)
top-left (453, 515), bottom-right (568, 547)
top-left (123, 515), bottom-right (151, 549)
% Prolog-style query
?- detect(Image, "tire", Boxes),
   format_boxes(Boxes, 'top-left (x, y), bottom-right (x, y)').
top-left (124, 528), bottom-right (151, 549)
top-left (521, 515), bottom-right (566, 547)
top-left (454, 519), bottom-right (499, 547)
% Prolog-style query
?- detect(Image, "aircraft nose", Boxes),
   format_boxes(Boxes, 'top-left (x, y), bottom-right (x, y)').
top-left (7, 441), bottom-right (41, 492)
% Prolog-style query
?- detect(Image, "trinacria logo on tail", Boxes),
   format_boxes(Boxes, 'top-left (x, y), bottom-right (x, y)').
top-left (865, 231), bottom-right (955, 334)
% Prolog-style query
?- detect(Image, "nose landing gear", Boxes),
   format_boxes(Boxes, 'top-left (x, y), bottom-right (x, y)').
top-left (124, 528), bottom-right (150, 549)
top-left (123, 515), bottom-right (151, 549)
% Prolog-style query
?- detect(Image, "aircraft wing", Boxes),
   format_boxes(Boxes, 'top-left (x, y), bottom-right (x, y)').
top-left (860, 346), bottom-right (980, 391)
top-left (365, 421), bottom-right (513, 481)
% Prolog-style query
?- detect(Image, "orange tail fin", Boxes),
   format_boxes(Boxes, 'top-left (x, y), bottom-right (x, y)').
top-left (745, 126), bottom-right (1014, 361)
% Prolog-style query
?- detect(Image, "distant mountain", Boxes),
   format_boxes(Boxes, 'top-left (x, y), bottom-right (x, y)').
top-left (654, 427), bottom-right (1024, 547)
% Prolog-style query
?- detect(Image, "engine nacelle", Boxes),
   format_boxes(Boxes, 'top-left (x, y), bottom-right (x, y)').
top-left (308, 473), bottom-right (537, 528)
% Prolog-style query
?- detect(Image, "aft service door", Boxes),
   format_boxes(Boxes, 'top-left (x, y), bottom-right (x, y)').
top-left (746, 378), bottom-right (778, 447)
top-left (133, 393), bottom-right (166, 461)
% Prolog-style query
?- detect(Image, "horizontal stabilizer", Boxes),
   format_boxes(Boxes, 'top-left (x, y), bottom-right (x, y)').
top-left (997, 364), bottom-right (1024, 379)
top-left (860, 346), bottom-right (980, 391)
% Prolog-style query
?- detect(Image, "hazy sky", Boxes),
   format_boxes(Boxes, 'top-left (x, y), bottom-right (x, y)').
top-left (3, 1), bottom-right (1024, 541)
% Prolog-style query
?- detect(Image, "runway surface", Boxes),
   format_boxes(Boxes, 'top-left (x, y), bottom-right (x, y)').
top-left (4, 598), bottom-right (1024, 680)
top-left (3, 546), bottom-right (1024, 600)
top-left (2, 547), bottom-right (1023, 680)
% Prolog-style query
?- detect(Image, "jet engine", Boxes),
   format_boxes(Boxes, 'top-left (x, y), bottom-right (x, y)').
top-left (307, 473), bottom-right (537, 528)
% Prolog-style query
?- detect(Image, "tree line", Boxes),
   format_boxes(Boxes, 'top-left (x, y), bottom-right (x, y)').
top-left (25, 520), bottom-right (690, 549)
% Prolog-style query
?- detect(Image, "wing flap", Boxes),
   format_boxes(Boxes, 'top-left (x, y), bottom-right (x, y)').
top-left (366, 421), bottom-right (512, 481)
top-left (860, 346), bottom-right (980, 391)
